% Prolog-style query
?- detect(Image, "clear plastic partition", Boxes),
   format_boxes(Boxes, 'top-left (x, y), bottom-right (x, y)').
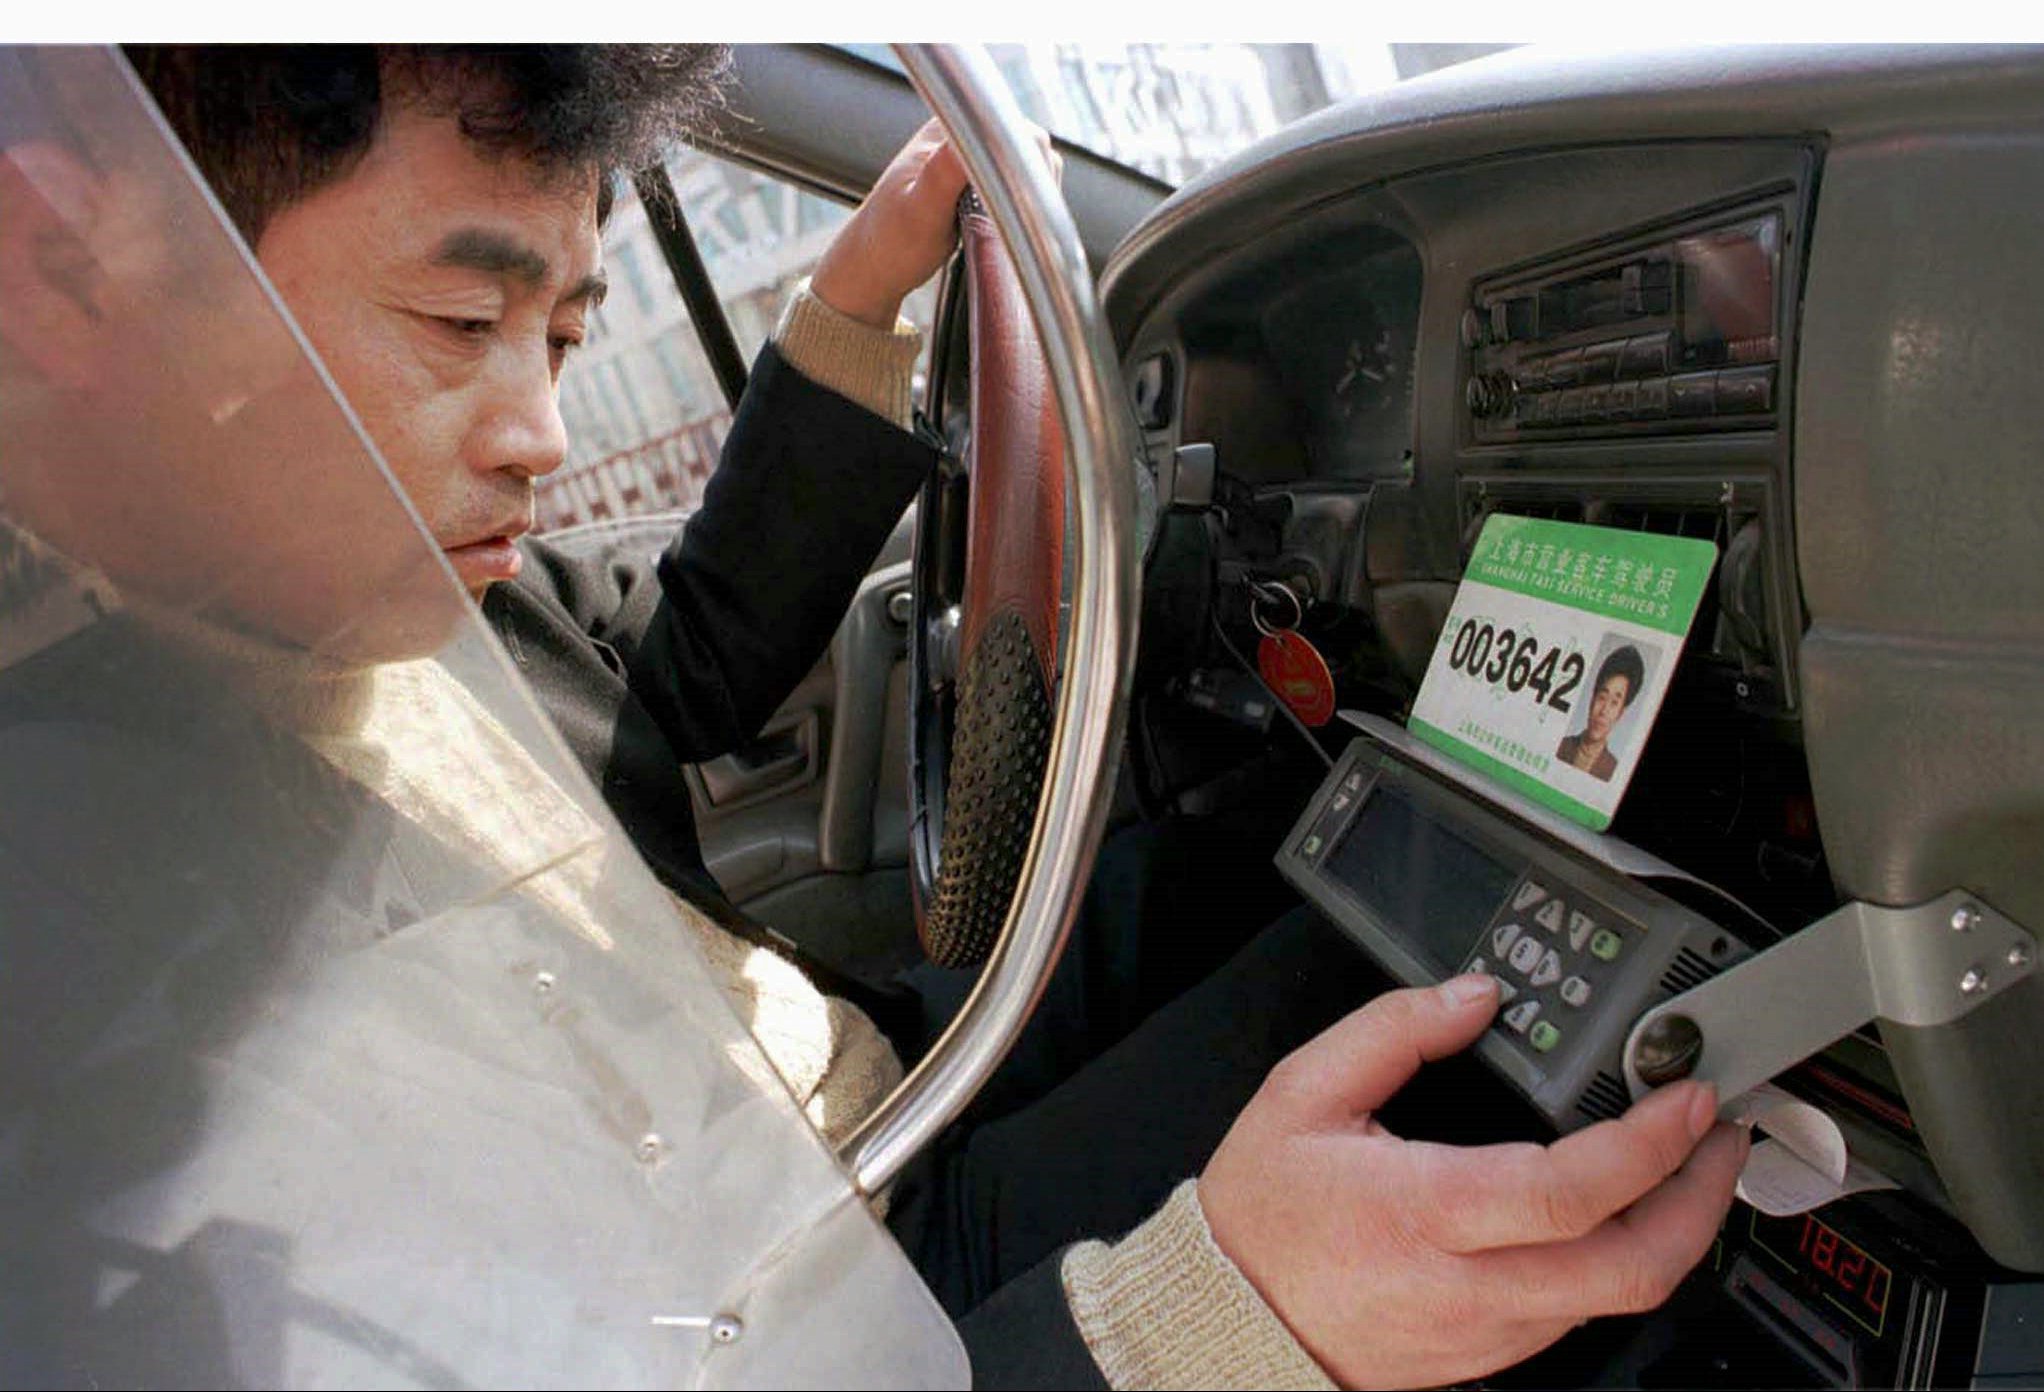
top-left (0, 46), bottom-right (964, 1389)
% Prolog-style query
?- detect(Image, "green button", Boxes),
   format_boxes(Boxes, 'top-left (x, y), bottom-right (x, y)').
top-left (1590, 928), bottom-right (1623, 962)
top-left (1529, 1020), bottom-right (1562, 1053)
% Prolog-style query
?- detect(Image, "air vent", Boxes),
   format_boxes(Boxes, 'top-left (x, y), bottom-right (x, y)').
top-left (1458, 492), bottom-right (1739, 551)
top-left (1578, 1070), bottom-right (1632, 1123)
top-left (1658, 946), bottom-right (1718, 997)
top-left (1598, 501), bottom-right (1730, 546)
top-left (1460, 494), bottom-right (1584, 556)
top-left (1501, 497), bottom-right (1586, 524)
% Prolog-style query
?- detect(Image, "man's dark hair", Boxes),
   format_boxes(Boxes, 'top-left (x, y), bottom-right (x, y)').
top-left (123, 45), bottom-right (730, 243)
top-left (1596, 645), bottom-right (1647, 707)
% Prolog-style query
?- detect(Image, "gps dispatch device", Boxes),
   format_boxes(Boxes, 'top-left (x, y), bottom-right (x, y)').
top-left (1276, 721), bottom-right (1752, 1132)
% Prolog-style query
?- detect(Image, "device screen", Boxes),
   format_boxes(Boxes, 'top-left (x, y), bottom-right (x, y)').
top-left (1325, 782), bottom-right (1516, 976)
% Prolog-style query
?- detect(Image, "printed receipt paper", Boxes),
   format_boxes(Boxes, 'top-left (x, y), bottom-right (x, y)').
top-left (1728, 1085), bottom-right (1899, 1217)
top-left (1409, 514), bottom-right (1719, 831)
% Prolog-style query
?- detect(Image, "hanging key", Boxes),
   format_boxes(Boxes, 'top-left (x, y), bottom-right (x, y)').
top-left (1250, 578), bottom-right (1337, 728)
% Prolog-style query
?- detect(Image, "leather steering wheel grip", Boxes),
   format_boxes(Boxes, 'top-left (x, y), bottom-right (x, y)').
top-left (916, 195), bottom-right (1068, 969)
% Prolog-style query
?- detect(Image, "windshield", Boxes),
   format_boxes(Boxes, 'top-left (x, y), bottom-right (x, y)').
top-left (0, 45), bottom-right (960, 1389)
top-left (840, 43), bottom-right (1517, 186)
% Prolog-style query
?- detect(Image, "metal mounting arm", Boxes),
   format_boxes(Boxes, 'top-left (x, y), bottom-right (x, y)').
top-left (1624, 890), bottom-right (2038, 1105)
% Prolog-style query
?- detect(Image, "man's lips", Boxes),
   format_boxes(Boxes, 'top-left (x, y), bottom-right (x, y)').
top-left (444, 525), bottom-right (529, 586)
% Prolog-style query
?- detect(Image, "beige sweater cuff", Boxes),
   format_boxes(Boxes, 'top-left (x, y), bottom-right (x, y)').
top-left (1060, 1180), bottom-right (1336, 1391)
top-left (772, 279), bottom-right (922, 430)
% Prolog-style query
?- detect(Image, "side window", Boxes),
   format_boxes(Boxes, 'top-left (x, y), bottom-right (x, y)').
top-left (544, 176), bottom-right (728, 534)
top-left (672, 152), bottom-right (939, 372)
top-left (542, 150), bottom-right (939, 535)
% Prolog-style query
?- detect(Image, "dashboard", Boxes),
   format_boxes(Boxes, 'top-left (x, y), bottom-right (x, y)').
top-left (1100, 44), bottom-right (2044, 1389)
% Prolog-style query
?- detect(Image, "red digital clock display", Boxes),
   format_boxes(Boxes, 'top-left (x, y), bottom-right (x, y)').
top-left (1751, 1210), bottom-right (1895, 1335)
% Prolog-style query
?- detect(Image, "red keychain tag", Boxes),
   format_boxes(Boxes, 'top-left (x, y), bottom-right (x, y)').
top-left (1257, 628), bottom-right (1336, 727)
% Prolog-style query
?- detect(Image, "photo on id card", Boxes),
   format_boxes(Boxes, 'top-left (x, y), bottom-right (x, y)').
top-left (1407, 514), bottom-right (1719, 831)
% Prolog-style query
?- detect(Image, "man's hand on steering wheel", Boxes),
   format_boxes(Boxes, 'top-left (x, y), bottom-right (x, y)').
top-left (1200, 974), bottom-right (1750, 1390)
top-left (811, 117), bottom-right (1060, 330)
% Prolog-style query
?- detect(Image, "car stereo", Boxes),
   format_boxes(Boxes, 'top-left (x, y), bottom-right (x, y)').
top-left (1463, 200), bottom-right (1787, 441)
top-left (1276, 735), bottom-right (1751, 1131)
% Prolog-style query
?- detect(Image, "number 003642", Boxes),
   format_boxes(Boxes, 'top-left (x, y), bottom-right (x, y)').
top-left (1444, 618), bottom-right (1585, 713)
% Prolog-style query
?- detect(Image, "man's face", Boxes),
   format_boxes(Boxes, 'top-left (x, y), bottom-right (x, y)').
top-left (1587, 672), bottom-right (1633, 743)
top-left (256, 96), bottom-right (604, 599)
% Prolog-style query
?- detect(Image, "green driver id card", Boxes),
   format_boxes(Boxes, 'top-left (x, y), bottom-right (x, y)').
top-left (1408, 515), bottom-right (1720, 831)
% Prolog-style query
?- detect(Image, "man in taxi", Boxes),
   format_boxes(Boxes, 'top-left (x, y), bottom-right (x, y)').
top-left (1, 44), bottom-right (1747, 1389)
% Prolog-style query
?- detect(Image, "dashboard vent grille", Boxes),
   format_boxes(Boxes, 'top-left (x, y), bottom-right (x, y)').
top-left (1658, 946), bottom-right (1719, 997)
top-left (1503, 497), bottom-right (1584, 523)
top-left (1599, 501), bottom-right (1729, 546)
top-left (1460, 493), bottom-right (1739, 553)
top-left (1578, 1071), bottom-right (1632, 1123)
top-left (1460, 494), bottom-right (1584, 556)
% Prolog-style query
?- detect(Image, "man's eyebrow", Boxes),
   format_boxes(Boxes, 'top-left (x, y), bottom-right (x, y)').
top-left (430, 228), bottom-right (605, 307)
top-left (431, 228), bottom-right (551, 286)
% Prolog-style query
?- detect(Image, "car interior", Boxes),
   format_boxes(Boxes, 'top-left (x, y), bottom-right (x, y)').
top-left (7, 39), bottom-right (2040, 1389)
top-left (632, 43), bottom-right (2044, 1388)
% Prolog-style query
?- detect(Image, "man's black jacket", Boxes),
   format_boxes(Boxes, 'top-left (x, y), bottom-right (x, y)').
top-left (482, 344), bottom-right (932, 919)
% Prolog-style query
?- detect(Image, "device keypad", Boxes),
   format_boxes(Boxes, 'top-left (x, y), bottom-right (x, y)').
top-left (1461, 875), bottom-right (1632, 1064)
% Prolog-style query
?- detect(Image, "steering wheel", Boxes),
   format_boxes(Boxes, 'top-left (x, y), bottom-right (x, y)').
top-left (906, 192), bottom-right (1067, 970)
top-left (838, 46), bottom-right (1140, 1195)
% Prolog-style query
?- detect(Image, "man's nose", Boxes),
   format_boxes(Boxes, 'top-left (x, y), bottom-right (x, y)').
top-left (476, 347), bottom-right (569, 481)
